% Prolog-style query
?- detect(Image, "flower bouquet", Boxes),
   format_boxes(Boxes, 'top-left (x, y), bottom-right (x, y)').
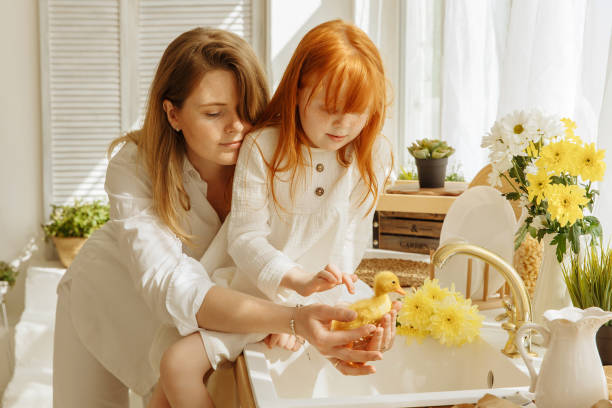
top-left (482, 110), bottom-right (605, 262)
top-left (482, 109), bottom-right (606, 320)
top-left (397, 279), bottom-right (483, 347)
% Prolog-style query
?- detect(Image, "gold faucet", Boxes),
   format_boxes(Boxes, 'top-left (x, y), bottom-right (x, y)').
top-left (431, 242), bottom-right (534, 358)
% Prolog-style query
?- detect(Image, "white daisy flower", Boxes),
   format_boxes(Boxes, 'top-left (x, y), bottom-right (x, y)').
top-left (532, 215), bottom-right (547, 230)
top-left (488, 171), bottom-right (501, 187)
top-left (528, 109), bottom-right (563, 143)
top-left (499, 110), bottom-right (532, 151)
top-left (525, 162), bottom-right (539, 176)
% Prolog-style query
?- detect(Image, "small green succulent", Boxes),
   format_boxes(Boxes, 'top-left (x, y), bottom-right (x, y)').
top-left (0, 261), bottom-right (19, 287)
top-left (407, 139), bottom-right (455, 160)
top-left (42, 200), bottom-right (110, 238)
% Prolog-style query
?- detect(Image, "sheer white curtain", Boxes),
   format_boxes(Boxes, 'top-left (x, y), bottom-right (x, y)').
top-left (441, 0), bottom-right (612, 237)
top-left (440, 0), bottom-right (511, 179)
top-left (596, 36), bottom-right (612, 238)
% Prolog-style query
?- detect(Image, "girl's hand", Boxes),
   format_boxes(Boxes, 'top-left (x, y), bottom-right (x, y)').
top-left (263, 333), bottom-right (303, 352)
top-left (283, 264), bottom-right (357, 297)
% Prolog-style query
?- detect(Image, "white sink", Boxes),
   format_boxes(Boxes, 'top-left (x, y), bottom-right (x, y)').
top-left (243, 333), bottom-right (530, 407)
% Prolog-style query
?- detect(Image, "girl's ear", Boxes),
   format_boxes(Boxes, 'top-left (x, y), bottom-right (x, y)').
top-left (162, 99), bottom-right (180, 131)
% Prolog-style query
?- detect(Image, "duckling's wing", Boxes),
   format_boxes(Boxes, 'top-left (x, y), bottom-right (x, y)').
top-left (349, 296), bottom-right (390, 326)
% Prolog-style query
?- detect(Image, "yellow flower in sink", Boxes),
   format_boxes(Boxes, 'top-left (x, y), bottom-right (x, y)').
top-left (397, 279), bottom-right (483, 347)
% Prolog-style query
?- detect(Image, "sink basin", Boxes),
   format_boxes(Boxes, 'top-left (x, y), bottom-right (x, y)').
top-left (241, 335), bottom-right (530, 407)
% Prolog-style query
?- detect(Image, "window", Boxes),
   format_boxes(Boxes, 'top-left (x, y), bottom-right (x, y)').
top-left (397, 0), bottom-right (444, 171)
top-left (39, 0), bottom-right (263, 213)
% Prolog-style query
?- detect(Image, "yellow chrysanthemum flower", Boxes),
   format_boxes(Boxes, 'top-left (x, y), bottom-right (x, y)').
top-left (525, 141), bottom-right (540, 158)
top-left (397, 279), bottom-right (483, 347)
top-left (420, 278), bottom-right (450, 302)
top-left (546, 184), bottom-right (588, 226)
top-left (397, 324), bottom-right (427, 344)
top-left (538, 140), bottom-right (576, 175)
top-left (526, 170), bottom-right (551, 204)
top-left (576, 143), bottom-right (606, 182)
top-left (429, 301), bottom-right (473, 347)
top-left (398, 291), bottom-right (434, 328)
top-left (561, 118), bottom-right (577, 139)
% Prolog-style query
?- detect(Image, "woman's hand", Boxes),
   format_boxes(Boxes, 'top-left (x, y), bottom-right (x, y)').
top-left (263, 333), bottom-right (303, 352)
top-left (294, 304), bottom-right (383, 375)
top-left (282, 264), bottom-right (357, 297)
top-left (353, 300), bottom-right (400, 351)
top-left (328, 300), bottom-right (400, 375)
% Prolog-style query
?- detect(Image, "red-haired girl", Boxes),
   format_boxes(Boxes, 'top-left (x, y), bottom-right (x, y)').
top-left (152, 20), bottom-right (395, 407)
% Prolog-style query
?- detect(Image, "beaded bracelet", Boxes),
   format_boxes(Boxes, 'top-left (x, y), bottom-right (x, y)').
top-left (289, 304), bottom-right (303, 336)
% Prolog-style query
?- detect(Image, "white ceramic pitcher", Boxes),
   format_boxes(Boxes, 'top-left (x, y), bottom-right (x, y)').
top-left (516, 306), bottom-right (612, 408)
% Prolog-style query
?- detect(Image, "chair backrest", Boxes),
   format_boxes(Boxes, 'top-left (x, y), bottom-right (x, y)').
top-left (469, 164), bottom-right (522, 221)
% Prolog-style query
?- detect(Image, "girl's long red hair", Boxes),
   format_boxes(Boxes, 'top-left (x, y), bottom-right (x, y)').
top-left (253, 20), bottom-right (389, 213)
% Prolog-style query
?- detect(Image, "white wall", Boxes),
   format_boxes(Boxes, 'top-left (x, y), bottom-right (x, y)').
top-left (269, 0), bottom-right (354, 88)
top-left (0, 0), bottom-right (43, 324)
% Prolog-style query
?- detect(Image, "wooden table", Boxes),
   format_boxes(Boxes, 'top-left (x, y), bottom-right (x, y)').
top-left (377, 180), bottom-right (467, 214)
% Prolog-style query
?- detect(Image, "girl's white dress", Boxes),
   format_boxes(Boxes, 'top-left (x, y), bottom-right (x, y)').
top-left (198, 126), bottom-right (393, 368)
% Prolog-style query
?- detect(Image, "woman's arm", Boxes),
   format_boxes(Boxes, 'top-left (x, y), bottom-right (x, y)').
top-left (196, 285), bottom-right (383, 364)
top-left (106, 145), bottom-right (214, 336)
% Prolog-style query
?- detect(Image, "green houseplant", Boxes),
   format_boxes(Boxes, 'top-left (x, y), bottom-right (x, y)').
top-left (407, 139), bottom-right (455, 188)
top-left (562, 243), bottom-right (612, 364)
top-left (0, 261), bottom-right (19, 302)
top-left (42, 200), bottom-right (110, 268)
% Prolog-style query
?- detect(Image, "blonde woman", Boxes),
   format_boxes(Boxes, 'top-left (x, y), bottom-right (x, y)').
top-left (53, 28), bottom-right (394, 408)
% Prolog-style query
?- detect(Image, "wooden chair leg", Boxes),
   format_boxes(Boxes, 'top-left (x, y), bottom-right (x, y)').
top-left (466, 258), bottom-right (472, 300)
top-left (429, 249), bottom-right (435, 280)
top-left (482, 264), bottom-right (489, 301)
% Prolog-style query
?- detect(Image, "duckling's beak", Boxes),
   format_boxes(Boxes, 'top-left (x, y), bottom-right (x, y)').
top-left (394, 286), bottom-right (406, 295)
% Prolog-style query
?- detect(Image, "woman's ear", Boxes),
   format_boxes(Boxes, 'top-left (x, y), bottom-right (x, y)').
top-left (162, 99), bottom-right (181, 131)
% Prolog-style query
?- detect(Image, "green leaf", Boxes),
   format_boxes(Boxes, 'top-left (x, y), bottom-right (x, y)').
top-left (0, 261), bottom-right (19, 287)
top-left (569, 224), bottom-right (582, 255)
top-left (515, 223), bottom-right (529, 250)
top-left (555, 234), bottom-right (567, 263)
top-left (504, 192), bottom-right (521, 201)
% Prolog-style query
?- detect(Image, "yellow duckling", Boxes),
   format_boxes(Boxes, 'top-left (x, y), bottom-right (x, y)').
top-left (331, 271), bottom-right (406, 331)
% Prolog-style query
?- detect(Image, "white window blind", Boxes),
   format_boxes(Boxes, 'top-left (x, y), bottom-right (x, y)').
top-left (40, 0), bottom-right (261, 213)
top-left (136, 0), bottom-right (254, 123)
top-left (40, 0), bottom-right (122, 207)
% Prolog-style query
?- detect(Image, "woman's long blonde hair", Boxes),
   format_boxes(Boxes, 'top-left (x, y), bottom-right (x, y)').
top-left (253, 20), bottom-right (390, 214)
top-left (109, 28), bottom-right (269, 243)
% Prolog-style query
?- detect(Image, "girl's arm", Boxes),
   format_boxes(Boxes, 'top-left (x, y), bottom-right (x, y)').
top-left (226, 131), bottom-right (302, 300)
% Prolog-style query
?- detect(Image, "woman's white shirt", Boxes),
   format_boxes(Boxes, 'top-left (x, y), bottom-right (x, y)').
top-left (224, 127), bottom-right (392, 304)
top-left (58, 142), bottom-right (219, 395)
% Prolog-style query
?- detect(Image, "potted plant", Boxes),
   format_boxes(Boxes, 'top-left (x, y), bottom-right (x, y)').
top-left (42, 200), bottom-right (110, 268)
top-left (0, 261), bottom-right (19, 303)
top-left (407, 139), bottom-right (455, 188)
top-left (562, 243), bottom-right (612, 364)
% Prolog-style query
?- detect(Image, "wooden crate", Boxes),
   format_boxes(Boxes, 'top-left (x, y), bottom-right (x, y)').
top-left (373, 211), bottom-right (445, 254)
